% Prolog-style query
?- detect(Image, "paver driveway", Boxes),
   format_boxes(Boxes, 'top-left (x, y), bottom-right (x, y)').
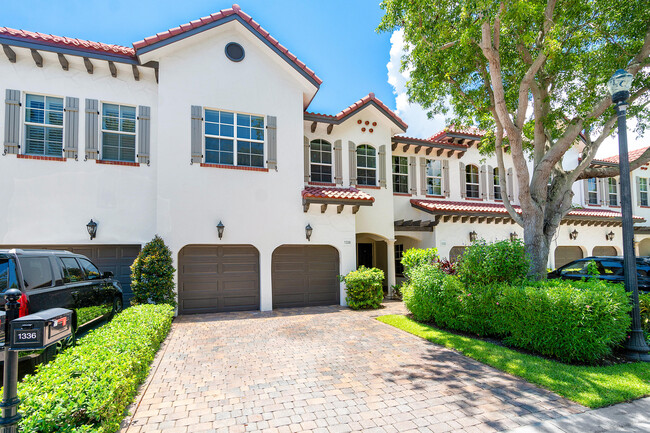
top-left (121, 302), bottom-right (584, 433)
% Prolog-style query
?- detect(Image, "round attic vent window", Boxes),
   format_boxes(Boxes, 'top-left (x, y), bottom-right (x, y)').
top-left (225, 42), bottom-right (245, 62)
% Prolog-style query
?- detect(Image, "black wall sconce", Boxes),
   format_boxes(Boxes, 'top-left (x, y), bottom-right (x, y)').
top-left (86, 219), bottom-right (97, 240)
top-left (569, 229), bottom-right (579, 240)
top-left (306, 224), bottom-right (313, 241)
top-left (606, 231), bottom-right (615, 241)
top-left (216, 221), bottom-right (225, 240)
top-left (510, 232), bottom-right (518, 241)
top-left (469, 231), bottom-right (477, 242)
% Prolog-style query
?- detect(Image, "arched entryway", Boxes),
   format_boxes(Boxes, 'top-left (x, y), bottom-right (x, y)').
top-left (639, 238), bottom-right (650, 257)
top-left (554, 246), bottom-right (584, 269)
top-left (449, 246), bottom-right (467, 263)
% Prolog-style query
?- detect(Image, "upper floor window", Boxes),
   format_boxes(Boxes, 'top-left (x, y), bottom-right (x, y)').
top-left (639, 178), bottom-right (648, 207)
top-left (608, 178), bottom-right (619, 206)
top-left (357, 145), bottom-right (376, 186)
top-left (392, 156), bottom-right (408, 193)
top-left (102, 103), bottom-right (136, 162)
top-left (426, 160), bottom-right (442, 196)
top-left (587, 178), bottom-right (598, 205)
top-left (310, 139), bottom-right (332, 183)
top-left (24, 94), bottom-right (64, 157)
top-left (465, 164), bottom-right (480, 199)
top-left (493, 167), bottom-right (502, 200)
top-left (204, 110), bottom-right (264, 167)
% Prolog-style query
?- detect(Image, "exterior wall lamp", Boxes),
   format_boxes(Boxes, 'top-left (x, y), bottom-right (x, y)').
top-left (305, 224), bottom-right (313, 241)
top-left (86, 219), bottom-right (97, 240)
top-left (606, 231), bottom-right (615, 241)
top-left (510, 232), bottom-right (518, 241)
top-left (469, 231), bottom-right (477, 242)
top-left (216, 221), bottom-right (225, 240)
top-left (569, 229), bottom-right (579, 240)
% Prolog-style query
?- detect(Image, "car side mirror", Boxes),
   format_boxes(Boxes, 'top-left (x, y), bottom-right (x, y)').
top-left (102, 271), bottom-right (114, 279)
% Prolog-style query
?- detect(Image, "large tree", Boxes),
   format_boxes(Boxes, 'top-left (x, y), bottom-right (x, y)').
top-left (379, 0), bottom-right (650, 277)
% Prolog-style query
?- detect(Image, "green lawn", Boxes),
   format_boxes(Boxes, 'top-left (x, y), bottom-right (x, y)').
top-left (377, 314), bottom-right (650, 408)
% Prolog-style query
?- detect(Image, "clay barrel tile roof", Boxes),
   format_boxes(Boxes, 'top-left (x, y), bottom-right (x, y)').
top-left (302, 187), bottom-right (375, 202)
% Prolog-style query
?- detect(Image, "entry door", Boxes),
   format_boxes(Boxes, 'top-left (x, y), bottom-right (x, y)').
top-left (358, 243), bottom-right (373, 268)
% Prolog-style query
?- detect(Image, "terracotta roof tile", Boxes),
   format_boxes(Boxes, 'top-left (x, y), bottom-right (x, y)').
top-left (132, 4), bottom-right (322, 86)
top-left (0, 27), bottom-right (135, 58)
top-left (593, 146), bottom-right (650, 165)
top-left (305, 93), bottom-right (407, 131)
top-left (410, 199), bottom-right (644, 221)
top-left (302, 187), bottom-right (375, 202)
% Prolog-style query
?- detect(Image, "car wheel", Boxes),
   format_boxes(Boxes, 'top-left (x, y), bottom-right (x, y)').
top-left (112, 296), bottom-right (124, 317)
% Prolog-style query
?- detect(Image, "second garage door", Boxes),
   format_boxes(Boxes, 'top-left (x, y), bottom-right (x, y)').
top-left (272, 245), bottom-right (339, 309)
top-left (178, 245), bottom-right (260, 315)
top-left (554, 246), bottom-right (584, 268)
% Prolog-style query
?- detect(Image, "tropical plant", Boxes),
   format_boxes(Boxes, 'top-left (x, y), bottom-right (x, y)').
top-left (131, 235), bottom-right (177, 306)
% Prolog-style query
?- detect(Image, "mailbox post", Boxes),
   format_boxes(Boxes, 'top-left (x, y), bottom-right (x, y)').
top-left (0, 289), bottom-right (22, 433)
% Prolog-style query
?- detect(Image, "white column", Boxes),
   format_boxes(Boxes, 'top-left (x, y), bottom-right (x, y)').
top-left (386, 239), bottom-right (396, 299)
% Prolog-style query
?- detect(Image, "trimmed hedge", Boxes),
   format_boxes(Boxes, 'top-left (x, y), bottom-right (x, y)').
top-left (456, 239), bottom-right (529, 286)
top-left (16, 304), bottom-right (174, 432)
top-left (340, 266), bottom-right (384, 310)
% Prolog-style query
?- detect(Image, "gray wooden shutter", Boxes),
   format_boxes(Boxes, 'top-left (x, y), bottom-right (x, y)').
top-left (137, 105), bottom-right (151, 164)
top-left (480, 165), bottom-right (487, 199)
top-left (266, 115), bottom-right (277, 171)
top-left (507, 168), bottom-right (514, 201)
top-left (349, 141), bottom-right (357, 186)
top-left (459, 162), bottom-right (466, 198)
top-left (636, 177), bottom-right (641, 206)
top-left (63, 97), bottom-right (79, 159)
top-left (419, 158), bottom-right (427, 195)
top-left (378, 145), bottom-right (387, 188)
top-left (409, 156), bottom-right (417, 194)
top-left (304, 137), bottom-right (310, 182)
top-left (583, 179), bottom-right (590, 205)
top-left (84, 99), bottom-right (99, 160)
top-left (190, 105), bottom-right (203, 164)
top-left (442, 160), bottom-right (450, 197)
top-left (600, 178), bottom-right (608, 206)
top-left (334, 140), bottom-right (343, 185)
top-left (488, 165), bottom-right (494, 200)
top-left (4, 89), bottom-right (21, 155)
top-left (617, 179), bottom-right (621, 206)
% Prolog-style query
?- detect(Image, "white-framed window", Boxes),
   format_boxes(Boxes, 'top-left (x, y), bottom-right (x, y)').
top-left (587, 178), bottom-right (598, 205)
top-left (426, 160), bottom-right (442, 196)
top-left (493, 167), bottom-right (502, 200)
top-left (466, 164), bottom-right (480, 198)
top-left (204, 109), bottom-right (264, 167)
top-left (640, 178), bottom-right (648, 207)
top-left (310, 139), bottom-right (332, 182)
top-left (357, 144), bottom-right (376, 186)
top-left (101, 103), bottom-right (136, 162)
top-left (392, 156), bottom-right (408, 193)
top-left (608, 178), bottom-right (619, 206)
top-left (24, 93), bottom-right (64, 157)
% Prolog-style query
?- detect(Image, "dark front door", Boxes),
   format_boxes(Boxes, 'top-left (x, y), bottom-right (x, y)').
top-left (357, 243), bottom-right (373, 268)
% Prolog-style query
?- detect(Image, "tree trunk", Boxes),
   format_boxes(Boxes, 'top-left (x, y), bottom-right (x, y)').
top-left (523, 209), bottom-right (552, 279)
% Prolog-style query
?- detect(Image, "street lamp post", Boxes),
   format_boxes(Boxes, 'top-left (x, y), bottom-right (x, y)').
top-left (607, 69), bottom-right (650, 361)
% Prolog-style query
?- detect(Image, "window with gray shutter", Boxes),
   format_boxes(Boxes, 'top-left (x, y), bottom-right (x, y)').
top-left (190, 105), bottom-right (203, 164)
top-left (599, 178), bottom-right (607, 206)
top-left (488, 165), bottom-right (494, 200)
top-left (480, 165), bottom-right (487, 199)
top-left (64, 97), bottom-right (79, 159)
top-left (419, 158), bottom-right (427, 195)
top-left (442, 160), bottom-right (450, 197)
top-left (459, 162), bottom-right (466, 198)
top-left (84, 99), bottom-right (99, 160)
top-left (378, 145), bottom-right (387, 188)
top-left (266, 115), bottom-right (277, 170)
top-left (409, 156), bottom-right (417, 194)
top-left (349, 141), bottom-right (357, 186)
top-left (334, 140), bottom-right (343, 185)
top-left (4, 89), bottom-right (20, 155)
top-left (137, 105), bottom-right (151, 164)
top-left (303, 136), bottom-right (310, 182)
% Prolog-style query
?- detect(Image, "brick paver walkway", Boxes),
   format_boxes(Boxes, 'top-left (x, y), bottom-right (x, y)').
top-left (121, 302), bottom-right (584, 433)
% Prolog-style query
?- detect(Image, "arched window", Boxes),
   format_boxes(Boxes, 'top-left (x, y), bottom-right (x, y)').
top-left (493, 167), bottom-right (501, 200)
top-left (465, 164), bottom-right (480, 198)
top-left (310, 139), bottom-right (332, 183)
top-left (357, 145), bottom-right (377, 186)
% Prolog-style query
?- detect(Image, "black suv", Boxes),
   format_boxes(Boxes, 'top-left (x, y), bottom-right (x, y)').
top-left (548, 256), bottom-right (650, 292)
top-left (0, 249), bottom-right (123, 336)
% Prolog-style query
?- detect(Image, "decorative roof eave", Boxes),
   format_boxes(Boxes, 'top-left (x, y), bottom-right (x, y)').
top-left (302, 197), bottom-right (373, 214)
top-left (635, 226), bottom-right (650, 235)
top-left (394, 219), bottom-right (439, 232)
top-left (391, 135), bottom-right (468, 158)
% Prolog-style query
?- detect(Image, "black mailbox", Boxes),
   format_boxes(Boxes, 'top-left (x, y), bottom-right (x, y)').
top-left (9, 308), bottom-right (72, 351)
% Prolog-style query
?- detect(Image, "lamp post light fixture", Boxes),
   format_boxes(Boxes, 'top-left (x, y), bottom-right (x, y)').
top-left (216, 221), bottom-right (225, 240)
top-left (86, 219), bottom-right (97, 240)
top-left (569, 229), bottom-right (579, 240)
top-left (305, 224), bottom-right (313, 241)
top-left (469, 231), bottom-right (477, 242)
top-left (606, 231), bottom-right (615, 241)
top-left (607, 68), bottom-right (650, 361)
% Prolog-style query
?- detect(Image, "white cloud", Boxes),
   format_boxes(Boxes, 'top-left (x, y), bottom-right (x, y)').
top-left (387, 30), bottom-right (446, 138)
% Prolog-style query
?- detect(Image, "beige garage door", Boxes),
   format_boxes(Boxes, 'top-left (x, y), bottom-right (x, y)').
top-left (554, 246), bottom-right (584, 268)
top-left (593, 246), bottom-right (617, 256)
top-left (178, 245), bottom-right (259, 315)
top-left (272, 245), bottom-right (339, 309)
top-left (449, 246), bottom-right (466, 263)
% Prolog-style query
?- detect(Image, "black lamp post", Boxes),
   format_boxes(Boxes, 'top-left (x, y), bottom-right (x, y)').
top-left (86, 219), bottom-right (97, 240)
top-left (607, 69), bottom-right (650, 361)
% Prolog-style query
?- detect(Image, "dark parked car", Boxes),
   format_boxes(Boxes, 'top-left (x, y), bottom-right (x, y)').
top-left (548, 256), bottom-right (650, 292)
top-left (0, 249), bottom-right (123, 340)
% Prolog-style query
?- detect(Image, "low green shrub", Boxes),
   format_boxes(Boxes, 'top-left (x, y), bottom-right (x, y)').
top-left (401, 248), bottom-right (438, 278)
top-left (131, 235), bottom-right (176, 306)
top-left (340, 266), bottom-right (384, 310)
top-left (17, 304), bottom-right (174, 432)
top-left (457, 239), bottom-right (529, 287)
top-left (640, 293), bottom-right (650, 335)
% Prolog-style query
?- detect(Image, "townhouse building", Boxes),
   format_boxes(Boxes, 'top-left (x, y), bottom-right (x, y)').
top-left (0, 5), bottom-right (647, 314)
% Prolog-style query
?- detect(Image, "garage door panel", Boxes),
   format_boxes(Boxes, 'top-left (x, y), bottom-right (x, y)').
top-left (182, 298), bottom-right (219, 310)
top-left (183, 263), bottom-right (219, 274)
top-left (555, 246), bottom-right (584, 269)
top-left (593, 246), bottom-right (617, 256)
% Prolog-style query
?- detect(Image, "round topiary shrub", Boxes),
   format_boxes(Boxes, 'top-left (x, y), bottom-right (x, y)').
top-left (340, 266), bottom-right (384, 310)
top-left (131, 235), bottom-right (177, 306)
